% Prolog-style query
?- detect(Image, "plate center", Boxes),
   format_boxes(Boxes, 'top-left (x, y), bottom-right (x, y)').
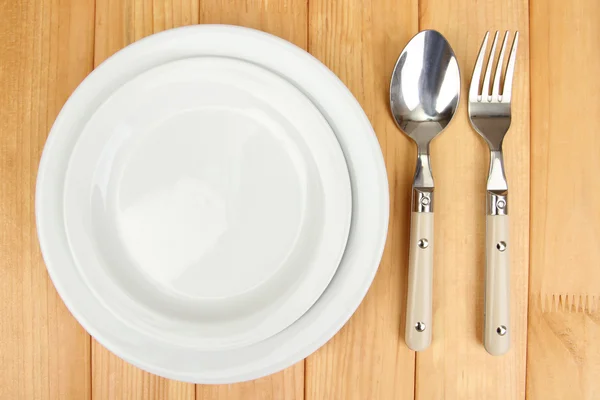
top-left (108, 107), bottom-right (307, 299)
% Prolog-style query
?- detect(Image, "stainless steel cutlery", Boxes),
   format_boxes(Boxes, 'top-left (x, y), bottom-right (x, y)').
top-left (389, 30), bottom-right (460, 351)
top-left (391, 30), bottom-right (518, 354)
top-left (468, 31), bottom-right (519, 356)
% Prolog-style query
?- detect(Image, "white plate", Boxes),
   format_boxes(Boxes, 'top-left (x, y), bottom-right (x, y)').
top-left (37, 25), bottom-right (389, 383)
top-left (62, 57), bottom-right (352, 350)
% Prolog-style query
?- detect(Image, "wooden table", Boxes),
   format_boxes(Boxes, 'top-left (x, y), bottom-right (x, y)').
top-left (1, 0), bottom-right (598, 398)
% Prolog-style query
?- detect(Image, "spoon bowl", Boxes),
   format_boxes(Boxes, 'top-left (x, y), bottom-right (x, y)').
top-left (390, 30), bottom-right (460, 146)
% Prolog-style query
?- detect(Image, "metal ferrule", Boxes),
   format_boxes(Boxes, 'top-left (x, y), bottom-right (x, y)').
top-left (412, 189), bottom-right (434, 213)
top-left (487, 191), bottom-right (508, 216)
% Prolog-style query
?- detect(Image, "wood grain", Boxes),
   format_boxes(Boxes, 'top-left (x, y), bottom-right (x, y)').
top-left (526, 300), bottom-right (600, 399)
top-left (527, 0), bottom-right (600, 398)
top-left (200, 0), bottom-right (307, 48)
top-left (416, 1), bottom-right (530, 399)
top-left (196, 362), bottom-right (303, 400)
top-left (92, 1), bottom-right (198, 398)
top-left (95, 0), bottom-right (200, 65)
top-left (305, 0), bottom-right (418, 399)
top-left (92, 347), bottom-right (194, 399)
top-left (195, 0), bottom-right (308, 397)
top-left (0, 0), bottom-right (94, 398)
top-left (529, 0), bottom-right (600, 299)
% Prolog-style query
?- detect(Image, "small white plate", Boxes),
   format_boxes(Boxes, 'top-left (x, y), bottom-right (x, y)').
top-left (62, 57), bottom-right (352, 350)
top-left (37, 25), bottom-right (389, 383)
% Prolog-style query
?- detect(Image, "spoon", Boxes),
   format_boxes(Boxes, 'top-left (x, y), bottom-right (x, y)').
top-left (390, 30), bottom-right (460, 351)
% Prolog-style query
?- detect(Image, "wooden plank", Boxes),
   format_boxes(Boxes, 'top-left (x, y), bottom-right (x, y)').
top-left (527, 302), bottom-right (600, 399)
top-left (92, 347), bottom-right (195, 399)
top-left (196, 362), bottom-right (303, 400)
top-left (92, 1), bottom-right (198, 398)
top-left (527, 0), bottom-right (600, 398)
top-left (199, 0), bottom-right (307, 47)
top-left (195, 0), bottom-right (307, 398)
top-left (94, 0), bottom-right (200, 65)
top-left (415, 1), bottom-right (530, 399)
top-left (0, 0), bottom-right (95, 399)
top-left (305, 0), bottom-right (418, 399)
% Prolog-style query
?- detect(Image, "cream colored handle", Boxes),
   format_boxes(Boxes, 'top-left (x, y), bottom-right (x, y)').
top-left (405, 211), bottom-right (433, 351)
top-left (484, 214), bottom-right (510, 356)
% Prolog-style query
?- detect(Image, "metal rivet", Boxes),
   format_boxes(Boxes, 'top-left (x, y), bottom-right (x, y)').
top-left (497, 325), bottom-right (507, 336)
top-left (421, 196), bottom-right (430, 206)
top-left (496, 241), bottom-right (507, 252)
top-left (415, 322), bottom-right (426, 332)
top-left (497, 199), bottom-right (506, 209)
top-left (418, 239), bottom-right (429, 249)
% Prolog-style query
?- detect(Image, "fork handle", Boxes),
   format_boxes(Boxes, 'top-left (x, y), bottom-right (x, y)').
top-left (484, 214), bottom-right (510, 356)
top-left (405, 211), bottom-right (433, 351)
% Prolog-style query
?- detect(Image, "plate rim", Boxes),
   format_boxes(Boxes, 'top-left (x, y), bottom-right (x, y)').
top-left (36, 24), bottom-right (389, 384)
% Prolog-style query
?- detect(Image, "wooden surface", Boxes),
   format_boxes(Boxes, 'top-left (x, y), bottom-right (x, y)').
top-left (0, 0), bottom-right (598, 398)
top-left (0, 1), bottom-right (94, 399)
top-left (527, 0), bottom-right (600, 399)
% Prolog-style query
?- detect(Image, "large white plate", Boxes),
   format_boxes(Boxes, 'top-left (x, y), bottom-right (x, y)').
top-left (37, 25), bottom-right (389, 383)
top-left (62, 57), bottom-right (352, 350)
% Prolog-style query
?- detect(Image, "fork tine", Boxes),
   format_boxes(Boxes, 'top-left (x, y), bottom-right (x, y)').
top-left (469, 32), bottom-right (489, 101)
top-left (492, 31), bottom-right (510, 100)
top-left (502, 31), bottom-right (519, 102)
top-left (481, 31), bottom-right (499, 101)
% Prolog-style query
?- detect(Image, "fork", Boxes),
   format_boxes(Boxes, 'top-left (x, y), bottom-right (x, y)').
top-left (468, 31), bottom-right (519, 356)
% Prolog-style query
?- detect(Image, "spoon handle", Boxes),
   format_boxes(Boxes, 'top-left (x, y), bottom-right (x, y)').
top-left (484, 214), bottom-right (510, 356)
top-left (405, 210), bottom-right (433, 351)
